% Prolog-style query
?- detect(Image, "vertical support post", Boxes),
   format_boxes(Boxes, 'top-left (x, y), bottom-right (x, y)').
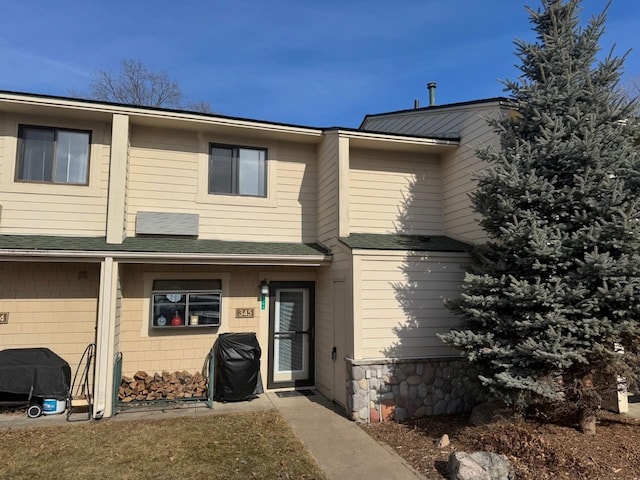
top-left (106, 114), bottom-right (129, 244)
top-left (93, 257), bottom-right (118, 418)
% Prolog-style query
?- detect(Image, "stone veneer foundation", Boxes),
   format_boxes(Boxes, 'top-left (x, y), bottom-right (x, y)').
top-left (346, 357), bottom-right (483, 423)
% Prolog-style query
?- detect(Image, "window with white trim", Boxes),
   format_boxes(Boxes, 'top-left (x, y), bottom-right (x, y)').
top-left (151, 280), bottom-right (222, 329)
top-left (16, 125), bottom-right (91, 185)
top-left (209, 144), bottom-right (267, 197)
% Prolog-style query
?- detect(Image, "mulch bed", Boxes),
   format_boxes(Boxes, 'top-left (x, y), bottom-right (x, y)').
top-left (362, 410), bottom-right (640, 479)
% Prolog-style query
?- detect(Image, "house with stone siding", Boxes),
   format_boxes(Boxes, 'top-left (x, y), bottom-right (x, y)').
top-left (0, 90), bottom-right (513, 421)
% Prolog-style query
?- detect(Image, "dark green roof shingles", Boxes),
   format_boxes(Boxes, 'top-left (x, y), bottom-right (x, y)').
top-left (339, 233), bottom-right (469, 252)
top-left (0, 235), bottom-right (330, 257)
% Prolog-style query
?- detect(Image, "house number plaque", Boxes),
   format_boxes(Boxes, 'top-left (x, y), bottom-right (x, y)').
top-left (0, 312), bottom-right (8, 324)
top-left (235, 308), bottom-right (254, 318)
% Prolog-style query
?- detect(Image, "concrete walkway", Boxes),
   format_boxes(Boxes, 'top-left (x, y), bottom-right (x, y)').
top-left (0, 391), bottom-right (424, 480)
top-left (268, 391), bottom-right (424, 480)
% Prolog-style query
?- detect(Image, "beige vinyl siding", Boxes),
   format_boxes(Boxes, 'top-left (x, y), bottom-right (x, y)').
top-left (0, 262), bottom-right (99, 375)
top-left (314, 266), bottom-right (332, 397)
top-left (101, 126), bottom-right (113, 199)
top-left (355, 252), bottom-right (467, 359)
top-left (271, 141), bottom-right (317, 242)
top-left (0, 114), bottom-right (110, 236)
top-left (317, 133), bottom-right (340, 243)
top-left (119, 264), bottom-right (258, 376)
top-left (349, 148), bottom-right (443, 235)
top-left (118, 264), bottom-right (316, 378)
top-left (330, 241), bottom-right (354, 356)
top-left (440, 105), bottom-right (506, 243)
top-left (0, 114), bottom-right (5, 190)
top-left (126, 126), bottom-right (317, 242)
top-left (315, 240), bottom-right (353, 399)
top-left (360, 101), bottom-right (510, 244)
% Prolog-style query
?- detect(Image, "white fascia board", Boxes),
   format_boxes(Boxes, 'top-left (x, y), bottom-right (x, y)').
top-left (0, 249), bottom-right (332, 265)
top-left (350, 249), bottom-right (470, 259)
top-left (338, 129), bottom-right (459, 147)
top-left (0, 93), bottom-right (323, 140)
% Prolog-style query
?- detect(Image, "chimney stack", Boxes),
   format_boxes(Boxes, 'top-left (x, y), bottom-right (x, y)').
top-left (427, 82), bottom-right (437, 106)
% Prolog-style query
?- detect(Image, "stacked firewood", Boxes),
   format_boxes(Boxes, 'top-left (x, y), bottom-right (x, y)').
top-left (118, 370), bottom-right (208, 402)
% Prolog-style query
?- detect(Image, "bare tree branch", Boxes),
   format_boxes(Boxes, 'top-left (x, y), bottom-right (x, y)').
top-left (75, 58), bottom-right (212, 112)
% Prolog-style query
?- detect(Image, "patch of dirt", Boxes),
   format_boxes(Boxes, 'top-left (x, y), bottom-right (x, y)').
top-left (361, 410), bottom-right (640, 479)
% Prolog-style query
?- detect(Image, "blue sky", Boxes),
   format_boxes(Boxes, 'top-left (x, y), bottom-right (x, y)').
top-left (1, 0), bottom-right (638, 128)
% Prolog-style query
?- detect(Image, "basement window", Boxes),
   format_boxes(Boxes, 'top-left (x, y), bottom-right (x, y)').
top-left (151, 280), bottom-right (222, 328)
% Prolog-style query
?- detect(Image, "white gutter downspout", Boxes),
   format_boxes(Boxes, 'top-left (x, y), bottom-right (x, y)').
top-left (93, 256), bottom-right (118, 418)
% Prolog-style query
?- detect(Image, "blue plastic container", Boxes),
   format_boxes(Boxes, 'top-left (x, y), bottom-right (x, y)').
top-left (42, 398), bottom-right (65, 415)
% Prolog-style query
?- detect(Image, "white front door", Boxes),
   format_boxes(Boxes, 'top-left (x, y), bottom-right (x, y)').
top-left (269, 282), bottom-right (314, 388)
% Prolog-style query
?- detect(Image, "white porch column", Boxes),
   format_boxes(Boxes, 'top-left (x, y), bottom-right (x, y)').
top-left (93, 256), bottom-right (119, 418)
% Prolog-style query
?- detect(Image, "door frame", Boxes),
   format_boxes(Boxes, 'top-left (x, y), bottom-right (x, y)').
top-left (267, 281), bottom-right (315, 389)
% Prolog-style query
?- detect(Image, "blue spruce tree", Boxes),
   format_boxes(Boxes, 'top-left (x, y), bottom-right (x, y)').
top-left (440, 0), bottom-right (640, 434)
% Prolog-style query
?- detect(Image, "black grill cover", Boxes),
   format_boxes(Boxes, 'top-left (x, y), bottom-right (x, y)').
top-left (213, 333), bottom-right (263, 402)
top-left (0, 348), bottom-right (71, 400)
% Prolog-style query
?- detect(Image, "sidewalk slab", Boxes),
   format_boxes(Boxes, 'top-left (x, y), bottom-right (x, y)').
top-left (267, 391), bottom-right (424, 480)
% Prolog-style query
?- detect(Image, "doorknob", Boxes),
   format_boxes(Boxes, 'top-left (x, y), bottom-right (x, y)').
top-left (331, 347), bottom-right (337, 361)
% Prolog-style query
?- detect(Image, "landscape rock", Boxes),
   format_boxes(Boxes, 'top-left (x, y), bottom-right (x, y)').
top-left (448, 451), bottom-right (514, 480)
top-left (436, 434), bottom-right (450, 448)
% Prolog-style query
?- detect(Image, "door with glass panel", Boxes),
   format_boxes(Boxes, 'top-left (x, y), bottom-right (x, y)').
top-left (268, 282), bottom-right (315, 388)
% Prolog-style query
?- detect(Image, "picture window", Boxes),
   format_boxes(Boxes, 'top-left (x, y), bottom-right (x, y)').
top-left (151, 279), bottom-right (222, 328)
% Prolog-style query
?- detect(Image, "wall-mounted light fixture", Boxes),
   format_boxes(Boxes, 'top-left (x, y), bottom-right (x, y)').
top-left (260, 279), bottom-right (269, 310)
top-left (260, 279), bottom-right (270, 296)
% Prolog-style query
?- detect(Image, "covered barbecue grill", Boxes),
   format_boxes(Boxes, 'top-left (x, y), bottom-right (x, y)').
top-left (0, 348), bottom-right (71, 411)
top-left (213, 333), bottom-right (263, 402)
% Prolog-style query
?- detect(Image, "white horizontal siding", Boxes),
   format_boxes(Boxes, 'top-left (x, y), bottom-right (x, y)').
top-left (357, 253), bottom-right (468, 359)
top-left (349, 148), bottom-right (443, 235)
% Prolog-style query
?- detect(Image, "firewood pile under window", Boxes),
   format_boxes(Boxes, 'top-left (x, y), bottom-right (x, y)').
top-left (118, 370), bottom-right (207, 402)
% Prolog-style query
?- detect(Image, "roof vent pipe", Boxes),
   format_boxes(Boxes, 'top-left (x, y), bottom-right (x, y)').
top-left (414, 99), bottom-right (420, 109)
top-left (427, 82), bottom-right (437, 106)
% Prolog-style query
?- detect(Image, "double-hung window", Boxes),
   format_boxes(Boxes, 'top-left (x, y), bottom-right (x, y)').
top-left (209, 144), bottom-right (266, 197)
top-left (16, 125), bottom-right (91, 185)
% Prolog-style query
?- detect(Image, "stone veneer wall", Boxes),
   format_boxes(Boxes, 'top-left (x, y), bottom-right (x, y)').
top-left (347, 358), bottom-right (483, 423)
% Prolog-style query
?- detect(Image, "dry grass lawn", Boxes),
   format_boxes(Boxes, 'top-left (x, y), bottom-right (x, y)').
top-left (0, 410), bottom-right (327, 480)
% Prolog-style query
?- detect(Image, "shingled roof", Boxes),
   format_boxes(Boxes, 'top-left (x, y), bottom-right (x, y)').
top-left (0, 235), bottom-right (331, 260)
top-left (339, 233), bottom-right (470, 252)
